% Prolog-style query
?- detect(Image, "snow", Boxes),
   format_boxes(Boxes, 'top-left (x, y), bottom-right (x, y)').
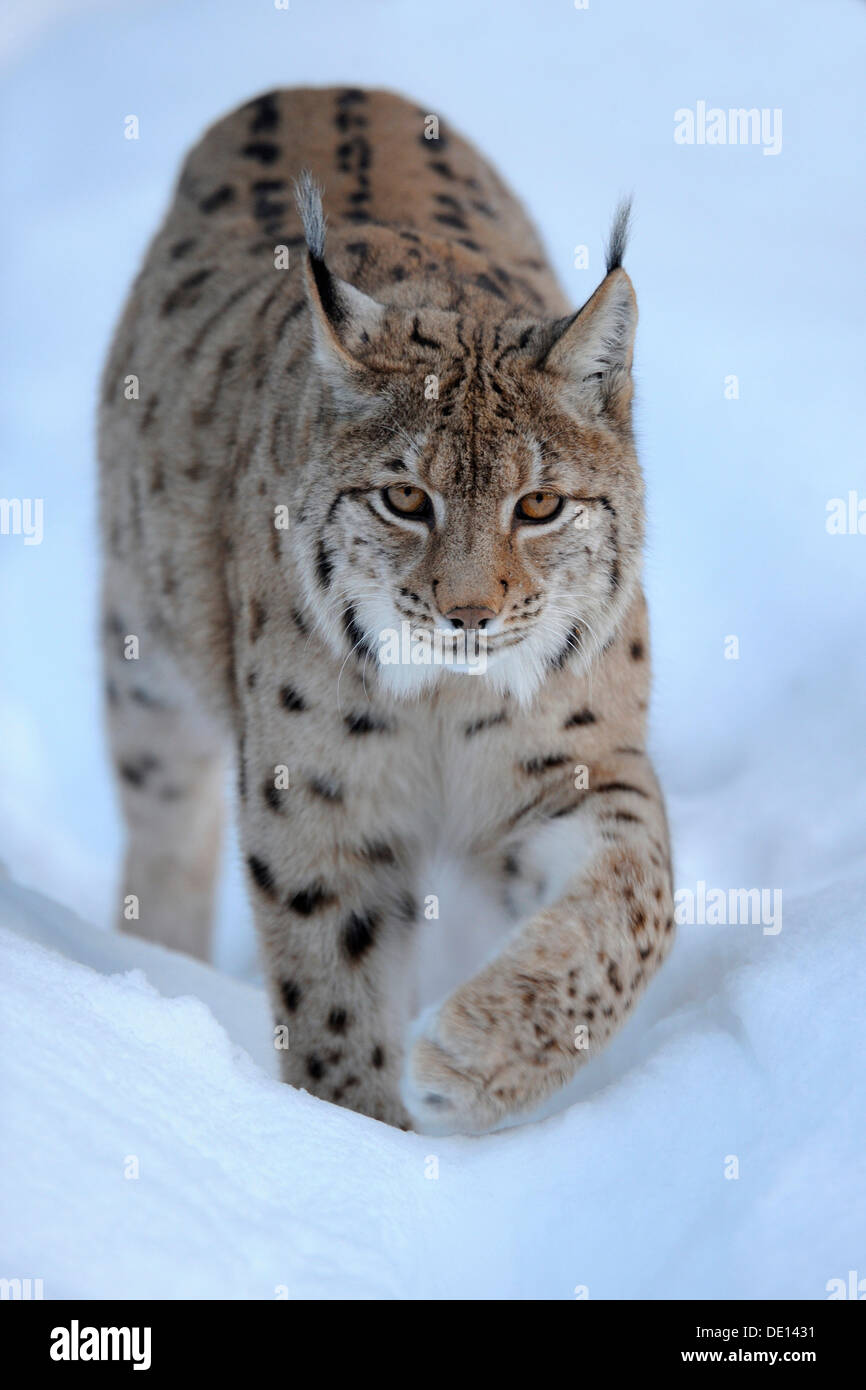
top-left (3, 864), bottom-right (865, 1298)
top-left (1, 0), bottom-right (864, 1298)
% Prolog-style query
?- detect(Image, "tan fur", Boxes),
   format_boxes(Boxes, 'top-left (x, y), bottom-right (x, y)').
top-left (99, 87), bottom-right (673, 1134)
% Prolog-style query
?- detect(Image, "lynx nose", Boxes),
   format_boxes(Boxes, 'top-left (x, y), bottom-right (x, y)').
top-left (444, 605), bottom-right (497, 631)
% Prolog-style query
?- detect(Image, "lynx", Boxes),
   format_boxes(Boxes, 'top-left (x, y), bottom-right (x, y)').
top-left (99, 87), bottom-right (674, 1134)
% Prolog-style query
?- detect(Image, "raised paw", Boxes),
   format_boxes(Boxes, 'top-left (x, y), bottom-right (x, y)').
top-left (400, 954), bottom-right (577, 1135)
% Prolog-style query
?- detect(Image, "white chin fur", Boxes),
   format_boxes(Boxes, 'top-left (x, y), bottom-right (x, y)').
top-left (374, 642), bottom-right (552, 706)
top-left (340, 599), bottom-right (584, 706)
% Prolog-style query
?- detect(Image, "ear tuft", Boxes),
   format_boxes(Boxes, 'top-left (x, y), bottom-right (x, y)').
top-left (605, 197), bottom-right (632, 274)
top-left (294, 169), bottom-right (327, 261)
top-left (294, 175), bottom-right (386, 402)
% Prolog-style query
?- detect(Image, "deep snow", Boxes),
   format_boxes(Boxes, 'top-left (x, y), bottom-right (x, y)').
top-left (1, 0), bottom-right (865, 1298)
top-left (3, 860), bottom-right (866, 1300)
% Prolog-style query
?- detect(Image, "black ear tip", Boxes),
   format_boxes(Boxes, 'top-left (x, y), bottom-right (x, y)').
top-left (307, 248), bottom-right (345, 326)
top-left (606, 197), bottom-right (632, 274)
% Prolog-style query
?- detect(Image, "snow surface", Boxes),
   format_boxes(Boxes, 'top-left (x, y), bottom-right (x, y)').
top-left (1, 0), bottom-right (865, 1298)
top-left (3, 864), bottom-right (866, 1299)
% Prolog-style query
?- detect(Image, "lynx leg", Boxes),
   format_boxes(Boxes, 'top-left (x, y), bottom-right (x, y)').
top-left (241, 815), bottom-right (418, 1128)
top-left (102, 574), bottom-right (225, 961)
top-left (402, 754), bottom-right (675, 1134)
top-left (234, 674), bottom-right (419, 1127)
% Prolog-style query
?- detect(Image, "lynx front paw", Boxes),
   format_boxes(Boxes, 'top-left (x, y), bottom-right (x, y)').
top-left (401, 960), bottom-right (574, 1135)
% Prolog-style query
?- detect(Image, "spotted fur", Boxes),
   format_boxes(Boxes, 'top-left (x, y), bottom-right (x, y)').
top-left (99, 87), bottom-right (673, 1133)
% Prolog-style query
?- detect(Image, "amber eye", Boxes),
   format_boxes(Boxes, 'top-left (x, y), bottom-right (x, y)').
top-left (383, 484), bottom-right (433, 521)
top-left (515, 490), bottom-right (564, 523)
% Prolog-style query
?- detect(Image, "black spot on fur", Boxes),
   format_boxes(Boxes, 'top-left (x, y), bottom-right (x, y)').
top-left (307, 1055), bottom-right (326, 1080)
top-left (344, 711), bottom-right (391, 736)
top-left (129, 686), bottom-right (167, 710)
top-left (251, 178), bottom-right (288, 223)
top-left (522, 754), bottom-right (570, 775)
top-left (630, 640), bottom-right (645, 660)
top-left (356, 841), bottom-right (397, 866)
top-left (263, 782), bottom-right (282, 812)
top-left (279, 685), bottom-right (306, 712)
top-left (434, 212), bottom-right (469, 232)
top-left (316, 541), bottom-right (334, 589)
top-left (342, 604), bottom-right (373, 661)
top-left (474, 273), bottom-right (506, 299)
top-left (247, 854), bottom-right (277, 898)
top-left (410, 315), bottom-right (442, 352)
top-left (288, 883), bottom-right (336, 916)
top-left (281, 980), bottom-right (302, 1013)
top-left (343, 909), bottom-right (379, 961)
top-left (248, 92), bottom-right (280, 133)
top-left (199, 184), bottom-right (236, 214)
top-left (118, 754), bottom-right (160, 788)
top-left (465, 710), bottom-right (508, 737)
top-left (170, 238), bottom-right (196, 259)
top-left (371, 1046), bottom-right (385, 1069)
top-left (564, 708), bottom-right (596, 728)
top-left (327, 1008), bottom-right (348, 1034)
top-left (161, 268), bottom-right (213, 315)
top-left (237, 735), bottom-right (247, 800)
top-left (242, 141), bottom-right (280, 165)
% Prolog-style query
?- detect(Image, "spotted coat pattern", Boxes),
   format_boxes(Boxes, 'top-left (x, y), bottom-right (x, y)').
top-left (99, 87), bottom-right (673, 1133)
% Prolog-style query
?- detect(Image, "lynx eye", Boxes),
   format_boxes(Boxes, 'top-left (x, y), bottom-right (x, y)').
top-left (383, 484), bottom-right (432, 521)
top-left (515, 490), bottom-right (564, 523)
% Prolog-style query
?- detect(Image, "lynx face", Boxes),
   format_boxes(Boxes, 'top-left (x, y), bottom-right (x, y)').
top-left (295, 196), bottom-right (644, 704)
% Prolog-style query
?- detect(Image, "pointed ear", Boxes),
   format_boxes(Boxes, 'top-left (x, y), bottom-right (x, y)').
top-left (294, 171), bottom-right (385, 399)
top-left (536, 200), bottom-right (637, 424)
